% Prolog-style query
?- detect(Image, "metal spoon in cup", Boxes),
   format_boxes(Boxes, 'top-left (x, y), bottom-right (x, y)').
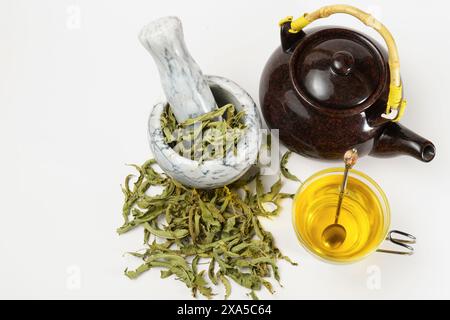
top-left (321, 149), bottom-right (359, 249)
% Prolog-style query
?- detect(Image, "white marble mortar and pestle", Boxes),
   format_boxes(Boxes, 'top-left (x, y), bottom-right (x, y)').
top-left (140, 17), bottom-right (261, 189)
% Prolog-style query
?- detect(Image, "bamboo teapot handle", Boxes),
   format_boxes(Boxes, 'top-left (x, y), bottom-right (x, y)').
top-left (279, 4), bottom-right (406, 122)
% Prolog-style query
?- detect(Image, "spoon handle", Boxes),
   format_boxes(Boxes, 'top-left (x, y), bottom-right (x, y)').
top-left (334, 149), bottom-right (358, 224)
top-left (334, 166), bottom-right (349, 224)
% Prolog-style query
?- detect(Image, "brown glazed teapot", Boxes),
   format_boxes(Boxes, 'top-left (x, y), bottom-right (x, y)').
top-left (260, 5), bottom-right (435, 162)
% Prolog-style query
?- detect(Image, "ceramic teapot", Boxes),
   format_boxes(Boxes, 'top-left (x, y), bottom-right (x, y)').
top-left (260, 5), bottom-right (435, 162)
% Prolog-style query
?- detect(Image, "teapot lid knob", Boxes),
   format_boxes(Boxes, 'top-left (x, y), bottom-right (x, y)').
top-left (331, 51), bottom-right (354, 76)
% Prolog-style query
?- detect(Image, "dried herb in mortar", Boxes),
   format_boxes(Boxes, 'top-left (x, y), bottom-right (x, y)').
top-left (118, 158), bottom-right (297, 299)
top-left (160, 103), bottom-right (246, 162)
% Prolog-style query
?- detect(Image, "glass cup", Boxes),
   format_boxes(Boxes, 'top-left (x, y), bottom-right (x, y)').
top-left (292, 168), bottom-right (415, 264)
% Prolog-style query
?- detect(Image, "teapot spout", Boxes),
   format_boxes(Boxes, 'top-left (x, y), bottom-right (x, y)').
top-left (371, 123), bottom-right (436, 162)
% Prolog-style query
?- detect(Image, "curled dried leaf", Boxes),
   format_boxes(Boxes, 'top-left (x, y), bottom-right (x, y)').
top-left (280, 151), bottom-right (302, 182)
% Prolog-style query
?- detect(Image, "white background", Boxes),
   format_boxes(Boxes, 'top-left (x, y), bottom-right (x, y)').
top-left (1, 0), bottom-right (449, 299)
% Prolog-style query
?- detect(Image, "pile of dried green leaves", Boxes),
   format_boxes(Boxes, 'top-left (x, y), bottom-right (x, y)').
top-left (118, 154), bottom-right (300, 299)
top-left (160, 103), bottom-right (246, 162)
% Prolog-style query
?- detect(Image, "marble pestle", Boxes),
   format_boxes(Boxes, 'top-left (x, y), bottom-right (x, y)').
top-left (139, 16), bottom-right (217, 122)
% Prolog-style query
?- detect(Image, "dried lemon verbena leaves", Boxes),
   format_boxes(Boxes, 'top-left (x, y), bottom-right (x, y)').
top-left (280, 151), bottom-right (302, 183)
top-left (160, 104), bottom-right (247, 162)
top-left (118, 159), bottom-right (297, 299)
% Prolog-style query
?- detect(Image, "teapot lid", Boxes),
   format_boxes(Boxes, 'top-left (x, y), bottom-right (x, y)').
top-left (290, 28), bottom-right (387, 114)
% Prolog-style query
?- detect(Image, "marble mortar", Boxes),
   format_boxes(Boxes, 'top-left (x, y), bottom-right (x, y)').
top-left (148, 75), bottom-right (261, 189)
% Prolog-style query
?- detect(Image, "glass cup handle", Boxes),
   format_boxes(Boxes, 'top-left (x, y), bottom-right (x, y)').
top-left (376, 230), bottom-right (416, 255)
